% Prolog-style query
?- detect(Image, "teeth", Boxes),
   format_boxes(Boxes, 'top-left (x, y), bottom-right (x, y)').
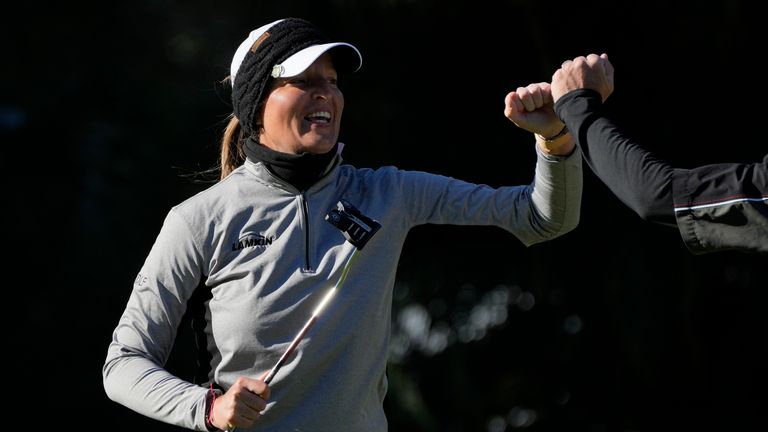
top-left (307, 111), bottom-right (331, 121)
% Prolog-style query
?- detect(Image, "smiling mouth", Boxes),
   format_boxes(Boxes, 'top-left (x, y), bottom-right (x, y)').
top-left (305, 111), bottom-right (331, 124)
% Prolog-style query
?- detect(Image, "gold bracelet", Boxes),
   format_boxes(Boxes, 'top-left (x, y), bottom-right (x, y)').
top-left (536, 125), bottom-right (569, 142)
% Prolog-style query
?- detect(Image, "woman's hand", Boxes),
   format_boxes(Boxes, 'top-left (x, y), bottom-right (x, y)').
top-left (211, 376), bottom-right (271, 431)
top-left (505, 82), bottom-right (575, 156)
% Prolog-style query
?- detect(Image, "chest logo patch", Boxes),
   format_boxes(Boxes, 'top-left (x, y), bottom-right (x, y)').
top-left (232, 232), bottom-right (274, 251)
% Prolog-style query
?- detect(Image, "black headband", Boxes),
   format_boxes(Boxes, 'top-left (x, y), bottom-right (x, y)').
top-left (232, 18), bottom-right (328, 137)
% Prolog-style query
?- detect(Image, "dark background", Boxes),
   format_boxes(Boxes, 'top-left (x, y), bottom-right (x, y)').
top-left (6, 1), bottom-right (766, 431)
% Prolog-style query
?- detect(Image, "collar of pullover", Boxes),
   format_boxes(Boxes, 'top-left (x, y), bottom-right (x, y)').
top-left (244, 137), bottom-right (339, 191)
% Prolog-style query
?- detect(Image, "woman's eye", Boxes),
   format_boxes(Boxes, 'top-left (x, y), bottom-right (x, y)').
top-left (286, 77), bottom-right (337, 87)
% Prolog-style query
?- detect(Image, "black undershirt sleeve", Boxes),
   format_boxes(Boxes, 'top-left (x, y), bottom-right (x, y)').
top-left (554, 89), bottom-right (677, 227)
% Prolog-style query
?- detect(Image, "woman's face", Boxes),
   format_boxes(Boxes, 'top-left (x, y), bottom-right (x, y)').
top-left (259, 53), bottom-right (344, 155)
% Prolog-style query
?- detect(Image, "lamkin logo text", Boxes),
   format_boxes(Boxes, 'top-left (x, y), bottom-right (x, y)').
top-left (232, 234), bottom-right (274, 251)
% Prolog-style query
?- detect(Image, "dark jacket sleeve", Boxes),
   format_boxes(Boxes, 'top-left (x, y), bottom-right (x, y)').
top-left (672, 156), bottom-right (768, 254)
top-left (555, 89), bottom-right (768, 254)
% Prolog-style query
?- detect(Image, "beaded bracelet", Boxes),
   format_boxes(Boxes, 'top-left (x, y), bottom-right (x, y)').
top-left (205, 383), bottom-right (221, 432)
top-left (536, 125), bottom-right (569, 142)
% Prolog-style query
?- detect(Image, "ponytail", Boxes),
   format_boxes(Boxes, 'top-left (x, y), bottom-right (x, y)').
top-left (220, 114), bottom-right (246, 180)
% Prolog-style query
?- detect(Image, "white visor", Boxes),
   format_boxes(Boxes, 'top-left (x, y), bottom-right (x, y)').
top-left (230, 19), bottom-right (362, 86)
top-left (270, 42), bottom-right (362, 79)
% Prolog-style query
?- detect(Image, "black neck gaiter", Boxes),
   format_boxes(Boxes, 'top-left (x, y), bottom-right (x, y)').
top-left (244, 137), bottom-right (338, 191)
